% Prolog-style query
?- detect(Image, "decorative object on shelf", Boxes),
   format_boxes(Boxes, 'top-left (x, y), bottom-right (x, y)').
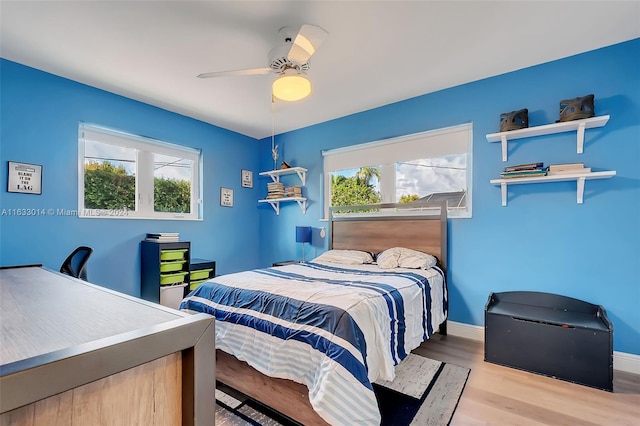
top-left (220, 187), bottom-right (234, 207)
top-left (269, 97), bottom-right (282, 170)
top-left (557, 94), bottom-right (595, 122)
top-left (499, 108), bottom-right (529, 132)
top-left (271, 143), bottom-right (279, 170)
top-left (295, 226), bottom-right (312, 262)
top-left (500, 162), bottom-right (547, 179)
top-left (241, 169), bottom-right (253, 188)
top-left (281, 160), bottom-right (291, 169)
top-left (7, 161), bottom-right (42, 194)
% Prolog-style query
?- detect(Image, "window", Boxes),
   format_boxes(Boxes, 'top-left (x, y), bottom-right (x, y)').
top-left (78, 123), bottom-right (202, 220)
top-left (323, 123), bottom-right (472, 218)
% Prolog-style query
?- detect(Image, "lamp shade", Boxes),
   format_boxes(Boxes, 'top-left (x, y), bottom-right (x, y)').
top-left (273, 74), bottom-right (311, 102)
top-left (295, 226), bottom-right (312, 244)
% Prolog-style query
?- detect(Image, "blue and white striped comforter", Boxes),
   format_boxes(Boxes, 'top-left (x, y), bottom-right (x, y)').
top-left (180, 262), bottom-right (447, 425)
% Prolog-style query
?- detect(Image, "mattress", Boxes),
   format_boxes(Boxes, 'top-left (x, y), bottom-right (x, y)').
top-left (180, 261), bottom-right (447, 425)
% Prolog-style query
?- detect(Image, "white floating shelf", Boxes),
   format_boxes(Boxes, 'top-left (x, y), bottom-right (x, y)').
top-left (259, 167), bottom-right (307, 185)
top-left (486, 115), bottom-right (610, 161)
top-left (490, 171), bottom-right (616, 206)
top-left (258, 197), bottom-right (307, 215)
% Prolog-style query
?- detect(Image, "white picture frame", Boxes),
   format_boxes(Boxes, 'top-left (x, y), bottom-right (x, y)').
top-left (220, 187), bottom-right (234, 207)
top-left (7, 161), bottom-right (42, 195)
top-left (241, 169), bottom-right (253, 188)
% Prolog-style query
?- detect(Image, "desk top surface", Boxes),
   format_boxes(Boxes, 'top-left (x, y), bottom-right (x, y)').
top-left (0, 266), bottom-right (184, 366)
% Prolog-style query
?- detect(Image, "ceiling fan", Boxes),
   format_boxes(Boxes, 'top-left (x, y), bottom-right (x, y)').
top-left (197, 24), bottom-right (328, 102)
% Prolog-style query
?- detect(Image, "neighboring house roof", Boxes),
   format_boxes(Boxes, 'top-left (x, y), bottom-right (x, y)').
top-left (415, 191), bottom-right (467, 208)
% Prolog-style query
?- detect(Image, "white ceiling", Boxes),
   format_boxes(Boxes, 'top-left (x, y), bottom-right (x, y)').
top-left (1, 1), bottom-right (638, 139)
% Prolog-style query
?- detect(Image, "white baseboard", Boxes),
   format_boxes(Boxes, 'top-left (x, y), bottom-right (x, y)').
top-left (447, 320), bottom-right (485, 342)
top-left (446, 320), bottom-right (640, 375)
top-left (613, 351), bottom-right (640, 374)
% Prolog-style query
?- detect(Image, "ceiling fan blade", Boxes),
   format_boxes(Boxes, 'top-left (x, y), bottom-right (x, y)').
top-left (286, 24), bottom-right (328, 64)
top-left (197, 68), bottom-right (272, 79)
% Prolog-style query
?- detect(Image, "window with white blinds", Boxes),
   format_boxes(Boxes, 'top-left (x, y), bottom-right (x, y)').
top-left (323, 123), bottom-right (472, 218)
top-left (78, 123), bottom-right (202, 220)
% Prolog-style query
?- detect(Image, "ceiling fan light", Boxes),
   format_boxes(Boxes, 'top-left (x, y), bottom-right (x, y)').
top-left (272, 74), bottom-right (312, 102)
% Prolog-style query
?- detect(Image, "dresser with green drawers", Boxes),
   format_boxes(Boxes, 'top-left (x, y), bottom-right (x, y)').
top-left (141, 240), bottom-right (215, 309)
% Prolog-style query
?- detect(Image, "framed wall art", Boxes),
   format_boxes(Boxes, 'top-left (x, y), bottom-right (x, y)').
top-left (220, 187), bottom-right (234, 207)
top-left (241, 169), bottom-right (253, 188)
top-left (7, 161), bottom-right (42, 194)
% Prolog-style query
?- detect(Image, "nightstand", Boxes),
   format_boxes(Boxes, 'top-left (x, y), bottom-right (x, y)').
top-left (272, 260), bottom-right (299, 267)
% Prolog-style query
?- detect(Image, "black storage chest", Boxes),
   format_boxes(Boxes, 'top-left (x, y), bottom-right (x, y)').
top-left (484, 291), bottom-right (613, 391)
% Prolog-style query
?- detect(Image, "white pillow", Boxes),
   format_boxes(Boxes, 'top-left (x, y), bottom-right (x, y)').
top-left (312, 249), bottom-right (374, 265)
top-left (376, 247), bottom-right (402, 269)
top-left (376, 247), bottom-right (437, 270)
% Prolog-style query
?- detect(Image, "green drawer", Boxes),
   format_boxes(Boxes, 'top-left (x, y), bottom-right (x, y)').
top-left (159, 260), bottom-right (186, 273)
top-left (190, 268), bottom-right (213, 281)
top-left (189, 278), bottom-right (209, 292)
top-left (160, 249), bottom-right (188, 261)
top-left (160, 271), bottom-right (188, 285)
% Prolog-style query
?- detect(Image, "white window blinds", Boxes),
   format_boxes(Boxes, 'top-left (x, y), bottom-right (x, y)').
top-left (323, 123), bottom-right (471, 172)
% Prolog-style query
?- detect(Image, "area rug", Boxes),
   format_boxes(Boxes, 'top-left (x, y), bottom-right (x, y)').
top-left (214, 353), bottom-right (470, 425)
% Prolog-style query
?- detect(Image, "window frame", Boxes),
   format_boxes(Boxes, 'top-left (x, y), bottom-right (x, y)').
top-left (78, 123), bottom-right (203, 220)
top-left (322, 123), bottom-right (473, 219)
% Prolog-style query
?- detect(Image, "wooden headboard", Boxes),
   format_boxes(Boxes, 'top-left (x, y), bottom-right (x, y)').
top-left (329, 201), bottom-right (448, 270)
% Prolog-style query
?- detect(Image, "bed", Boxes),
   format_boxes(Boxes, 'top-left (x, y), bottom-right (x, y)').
top-left (180, 202), bottom-right (448, 425)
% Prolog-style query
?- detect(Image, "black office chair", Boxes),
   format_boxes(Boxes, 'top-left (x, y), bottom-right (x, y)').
top-left (60, 246), bottom-right (93, 281)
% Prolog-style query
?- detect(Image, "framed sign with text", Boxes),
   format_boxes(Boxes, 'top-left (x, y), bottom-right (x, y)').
top-left (7, 161), bottom-right (42, 194)
top-left (220, 187), bottom-right (234, 207)
top-left (241, 169), bottom-right (253, 188)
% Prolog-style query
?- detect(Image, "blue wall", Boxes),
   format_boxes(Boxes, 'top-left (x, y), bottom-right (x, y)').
top-left (257, 39), bottom-right (640, 355)
top-left (1, 39), bottom-right (638, 355)
top-left (0, 59), bottom-right (262, 295)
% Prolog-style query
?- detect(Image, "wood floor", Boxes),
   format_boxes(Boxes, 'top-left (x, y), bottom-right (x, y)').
top-left (414, 334), bottom-right (640, 426)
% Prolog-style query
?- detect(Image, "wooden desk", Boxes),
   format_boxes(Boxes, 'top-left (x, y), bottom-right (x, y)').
top-left (0, 266), bottom-right (215, 425)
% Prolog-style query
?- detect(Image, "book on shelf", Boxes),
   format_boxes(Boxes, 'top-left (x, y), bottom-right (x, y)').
top-left (503, 162), bottom-right (544, 172)
top-left (266, 181), bottom-right (285, 199)
top-left (500, 171), bottom-right (549, 179)
top-left (548, 162), bottom-right (584, 170)
top-left (146, 232), bottom-right (179, 242)
top-left (547, 163), bottom-right (589, 174)
top-left (285, 185), bottom-right (302, 197)
top-left (501, 161), bottom-right (547, 179)
top-left (548, 167), bottom-right (591, 175)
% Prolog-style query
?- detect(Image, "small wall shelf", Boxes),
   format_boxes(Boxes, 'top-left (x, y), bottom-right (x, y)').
top-left (259, 167), bottom-right (307, 185)
top-left (490, 171), bottom-right (616, 206)
top-left (486, 115), bottom-right (610, 161)
top-left (258, 197), bottom-right (307, 215)
top-left (259, 167), bottom-right (308, 215)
